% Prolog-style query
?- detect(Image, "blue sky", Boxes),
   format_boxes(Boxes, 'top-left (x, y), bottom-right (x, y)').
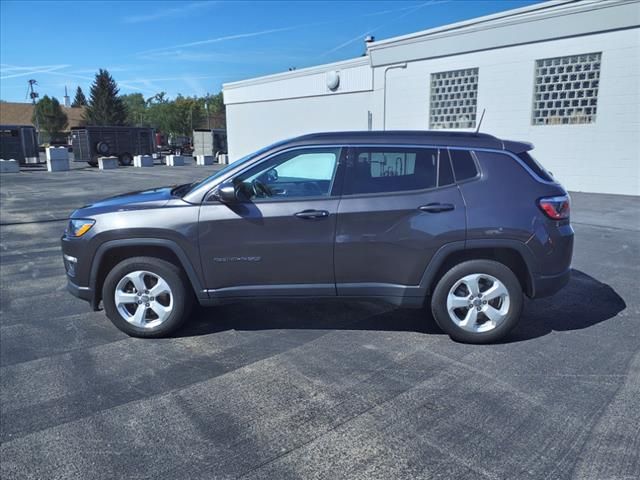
top-left (0, 0), bottom-right (542, 102)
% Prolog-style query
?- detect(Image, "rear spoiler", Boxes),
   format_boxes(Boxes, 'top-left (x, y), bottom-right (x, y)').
top-left (502, 140), bottom-right (534, 154)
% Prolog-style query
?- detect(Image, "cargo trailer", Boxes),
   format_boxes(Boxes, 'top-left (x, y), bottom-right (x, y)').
top-left (0, 125), bottom-right (39, 164)
top-left (70, 126), bottom-right (156, 166)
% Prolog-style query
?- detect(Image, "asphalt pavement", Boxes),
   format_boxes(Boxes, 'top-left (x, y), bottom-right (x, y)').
top-left (1, 162), bottom-right (638, 479)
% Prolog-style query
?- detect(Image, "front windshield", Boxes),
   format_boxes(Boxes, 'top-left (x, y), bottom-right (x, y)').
top-left (184, 140), bottom-right (288, 195)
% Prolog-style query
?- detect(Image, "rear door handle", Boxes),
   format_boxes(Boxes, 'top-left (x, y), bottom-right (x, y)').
top-left (295, 209), bottom-right (329, 219)
top-left (419, 203), bottom-right (455, 213)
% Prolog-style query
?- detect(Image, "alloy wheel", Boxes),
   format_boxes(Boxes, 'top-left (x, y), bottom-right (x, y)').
top-left (114, 270), bottom-right (173, 329)
top-left (446, 273), bottom-right (510, 333)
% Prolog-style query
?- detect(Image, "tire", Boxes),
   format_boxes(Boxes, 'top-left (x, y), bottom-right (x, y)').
top-left (88, 161), bottom-right (98, 167)
top-left (96, 141), bottom-right (110, 155)
top-left (102, 256), bottom-right (193, 338)
top-left (431, 260), bottom-right (523, 344)
top-left (119, 153), bottom-right (133, 166)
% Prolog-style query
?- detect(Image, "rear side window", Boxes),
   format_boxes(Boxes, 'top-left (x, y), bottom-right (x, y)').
top-left (449, 149), bottom-right (478, 181)
top-left (345, 147), bottom-right (440, 195)
top-left (438, 154), bottom-right (455, 186)
top-left (516, 151), bottom-right (554, 182)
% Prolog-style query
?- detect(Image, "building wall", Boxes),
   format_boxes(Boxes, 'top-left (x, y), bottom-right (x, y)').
top-left (376, 28), bottom-right (640, 195)
top-left (226, 91), bottom-right (372, 160)
top-left (224, 58), bottom-right (373, 160)
top-left (223, 1), bottom-right (639, 196)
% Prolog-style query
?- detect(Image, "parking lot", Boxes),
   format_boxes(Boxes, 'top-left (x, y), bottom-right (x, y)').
top-left (1, 164), bottom-right (638, 480)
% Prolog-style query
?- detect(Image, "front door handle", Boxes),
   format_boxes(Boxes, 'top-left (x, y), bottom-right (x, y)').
top-left (419, 203), bottom-right (455, 213)
top-left (295, 209), bottom-right (329, 219)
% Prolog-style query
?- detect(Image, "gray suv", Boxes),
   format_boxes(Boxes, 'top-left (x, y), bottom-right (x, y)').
top-left (62, 131), bottom-right (573, 343)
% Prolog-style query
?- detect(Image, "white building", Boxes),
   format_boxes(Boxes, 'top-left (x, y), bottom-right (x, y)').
top-left (223, 0), bottom-right (640, 195)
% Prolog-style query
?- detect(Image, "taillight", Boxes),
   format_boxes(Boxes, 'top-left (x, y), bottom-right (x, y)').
top-left (538, 195), bottom-right (570, 220)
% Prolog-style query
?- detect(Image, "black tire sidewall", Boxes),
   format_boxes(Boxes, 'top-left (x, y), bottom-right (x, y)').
top-left (119, 153), bottom-right (133, 166)
top-left (102, 257), bottom-right (192, 338)
top-left (431, 260), bottom-right (523, 344)
top-left (96, 142), bottom-right (109, 155)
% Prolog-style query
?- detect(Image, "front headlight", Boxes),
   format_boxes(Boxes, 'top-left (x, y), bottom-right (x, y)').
top-left (67, 219), bottom-right (95, 237)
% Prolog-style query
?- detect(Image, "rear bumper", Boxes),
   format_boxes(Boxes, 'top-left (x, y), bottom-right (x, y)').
top-left (531, 268), bottom-right (571, 298)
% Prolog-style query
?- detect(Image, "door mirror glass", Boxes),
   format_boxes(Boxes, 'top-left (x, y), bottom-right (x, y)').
top-left (215, 183), bottom-right (237, 203)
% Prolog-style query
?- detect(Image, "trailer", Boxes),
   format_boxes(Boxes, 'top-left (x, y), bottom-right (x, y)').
top-left (70, 126), bottom-right (156, 166)
top-left (0, 125), bottom-right (38, 164)
top-left (192, 129), bottom-right (227, 159)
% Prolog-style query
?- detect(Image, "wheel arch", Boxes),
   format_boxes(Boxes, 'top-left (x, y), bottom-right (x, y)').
top-left (89, 239), bottom-right (206, 310)
top-left (421, 240), bottom-right (536, 298)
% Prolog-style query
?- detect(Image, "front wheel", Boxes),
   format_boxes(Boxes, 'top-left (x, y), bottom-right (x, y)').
top-left (431, 260), bottom-right (523, 344)
top-left (102, 257), bottom-right (193, 338)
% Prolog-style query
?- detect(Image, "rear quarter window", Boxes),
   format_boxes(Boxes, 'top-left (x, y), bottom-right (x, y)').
top-left (449, 149), bottom-right (478, 181)
top-left (516, 151), bottom-right (554, 182)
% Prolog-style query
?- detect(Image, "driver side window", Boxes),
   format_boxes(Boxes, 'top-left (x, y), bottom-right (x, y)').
top-left (235, 147), bottom-right (341, 200)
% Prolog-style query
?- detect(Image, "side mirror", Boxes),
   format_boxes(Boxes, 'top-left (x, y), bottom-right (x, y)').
top-left (214, 183), bottom-right (237, 203)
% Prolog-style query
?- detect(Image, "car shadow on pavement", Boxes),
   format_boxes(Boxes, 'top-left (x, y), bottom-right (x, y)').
top-left (178, 269), bottom-right (625, 342)
top-left (506, 269), bottom-right (626, 343)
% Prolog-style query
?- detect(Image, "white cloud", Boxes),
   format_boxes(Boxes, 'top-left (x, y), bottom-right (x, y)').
top-left (136, 25), bottom-right (301, 56)
top-left (0, 64), bottom-right (70, 80)
top-left (123, 1), bottom-right (214, 24)
top-left (319, 0), bottom-right (450, 57)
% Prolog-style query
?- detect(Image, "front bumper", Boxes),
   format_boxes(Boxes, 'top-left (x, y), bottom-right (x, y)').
top-left (67, 279), bottom-right (93, 302)
top-left (62, 234), bottom-right (98, 309)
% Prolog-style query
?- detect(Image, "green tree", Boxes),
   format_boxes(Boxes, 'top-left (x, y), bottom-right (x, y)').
top-left (145, 94), bottom-right (203, 136)
top-left (198, 92), bottom-right (225, 129)
top-left (145, 91), bottom-right (173, 133)
top-left (71, 86), bottom-right (87, 107)
top-left (171, 95), bottom-right (204, 136)
top-left (121, 93), bottom-right (147, 126)
top-left (201, 92), bottom-right (224, 114)
top-left (32, 95), bottom-right (68, 141)
top-left (83, 69), bottom-right (127, 125)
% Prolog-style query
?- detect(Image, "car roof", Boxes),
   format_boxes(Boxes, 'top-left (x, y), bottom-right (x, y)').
top-left (283, 130), bottom-right (531, 153)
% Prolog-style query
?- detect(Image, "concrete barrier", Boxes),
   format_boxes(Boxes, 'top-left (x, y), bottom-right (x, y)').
top-left (46, 147), bottom-right (68, 161)
top-left (134, 155), bottom-right (154, 167)
top-left (45, 147), bottom-right (70, 172)
top-left (217, 154), bottom-right (229, 165)
top-left (183, 155), bottom-right (194, 165)
top-left (165, 155), bottom-right (184, 167)
top-left (0, 159), bottom-right (20, 173)
top-left (196, 155), bottom-right (214, 166)
top-left (99, 156), bottom-right (119, 170)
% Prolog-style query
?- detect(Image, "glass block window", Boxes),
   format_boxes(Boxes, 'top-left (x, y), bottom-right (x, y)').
top-left (429, 68), bottom-right (479, 129)
top-left (532, 52), bottom-right (601, 125)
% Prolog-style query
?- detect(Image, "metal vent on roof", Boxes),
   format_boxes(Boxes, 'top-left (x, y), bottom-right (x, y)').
top-left (532, 52), bottom-right (601, 125)
top-left (429, 68), bottom-right (479, 129)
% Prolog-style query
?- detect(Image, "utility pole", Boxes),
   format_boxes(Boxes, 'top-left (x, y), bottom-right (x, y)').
top-left (28, 79), bottom-right (40, 144)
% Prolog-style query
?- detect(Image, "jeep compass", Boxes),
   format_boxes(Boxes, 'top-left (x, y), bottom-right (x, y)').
top-left (62, 131), bottom-right (573, 343)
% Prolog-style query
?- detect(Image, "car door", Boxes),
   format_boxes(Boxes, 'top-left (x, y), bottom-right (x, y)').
top-left (198, 146), bottom-right (345, 298)
top-left (335, 145), bottom-right (466, 298)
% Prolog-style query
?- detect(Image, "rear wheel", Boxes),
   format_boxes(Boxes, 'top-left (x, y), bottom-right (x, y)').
top-left (431, 260), bottom-right (523, 344)
top-left (102, 257), bottom-right (193, 338)
top-left (119, 153), bottom-right (133, 166)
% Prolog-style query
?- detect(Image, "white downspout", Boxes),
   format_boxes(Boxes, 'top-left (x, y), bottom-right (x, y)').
top-left (382, 63), bottom-right (407, 131)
